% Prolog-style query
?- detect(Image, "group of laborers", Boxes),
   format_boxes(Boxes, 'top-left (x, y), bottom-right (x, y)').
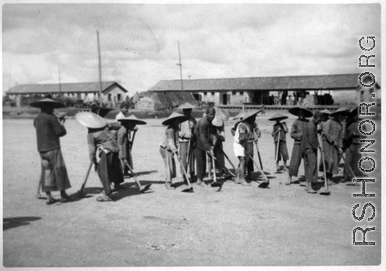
top-left (270, 106), bottom-right (365, 194)
top-left (32, 95), bottom-right (364, 204)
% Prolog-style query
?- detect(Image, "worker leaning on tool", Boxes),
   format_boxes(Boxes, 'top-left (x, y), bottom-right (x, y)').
top-left (160, 112), bottom-right (189, 190)
top-left (233, 110), bottom-right (259, 186)
top-left (177, 103), bottom-right (197, 182)
top-left (194, 107), bottom-right (216, 187)
top-left (87, 121), bottom-right (125, 202)
top-left (117, 115), bottom-right (146, 177)
top-left (245, 117), bottom-right (261, 180)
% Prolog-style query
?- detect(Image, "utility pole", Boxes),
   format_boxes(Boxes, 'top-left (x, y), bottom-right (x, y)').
top-left (58, 61), bottom-right (62, 96)
top-left (177, 41), bottom-right (184, 91)
top-left (97, 30), bottom-right (102, 107)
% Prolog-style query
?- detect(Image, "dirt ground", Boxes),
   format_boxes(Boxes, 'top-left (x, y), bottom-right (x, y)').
top-left (2, 110), bottom-right (382, 268)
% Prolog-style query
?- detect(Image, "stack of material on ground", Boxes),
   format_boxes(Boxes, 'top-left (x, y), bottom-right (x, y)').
top-left (134, 91), bottom-right (197, 110)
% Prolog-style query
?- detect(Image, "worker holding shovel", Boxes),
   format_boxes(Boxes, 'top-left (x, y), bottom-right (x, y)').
top-left (233, 110), bottom-right (259, 186)
top-left (286, 107), bottom-right (312, 185)
top-left (160, 112), bottom-right (189, 190)
top-left (300, 111), bottom-right (324, 194)
top-left (269, 113), bottom-right (289, 173)
top-left (75, 112), bottom-right (125, 202)
top-left (117, 115), bottom-right (146, 177)
top-left (177, 103), bottom-right (197, 183)
top-left (321, 107), bottom-right (348, 185)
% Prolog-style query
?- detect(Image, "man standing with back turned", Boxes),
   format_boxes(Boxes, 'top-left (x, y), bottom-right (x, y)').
top-left (31, 96), bottom-right (71, 205)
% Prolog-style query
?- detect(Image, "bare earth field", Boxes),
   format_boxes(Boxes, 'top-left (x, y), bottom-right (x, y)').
top-left (2, 111), bottom-right (382, 268)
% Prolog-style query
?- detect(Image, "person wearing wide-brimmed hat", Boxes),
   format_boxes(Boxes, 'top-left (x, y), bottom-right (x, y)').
top-left (245, 113), bottom-right (261, 180)
top-left (342, 106), bottom-right (365, 183)
top-left (317, 109), bottom-right (331, 173)
top-left (233, 110), bottom-right (259, 185)
top-left (300, 111), bottom-right (324, 193)
top-left (76, 112), bottom-right (125, 201)
top-left (115, 102), bottom-right (130, 121)
top-left (194, 107), bottom-right (216, 187)
top-left (211, 116), bottom-right (226, 177)
top-left (160, 112), bottom-right (189, 189)
top-left (321, 107), bottom-right (348, 185)
top-left (177, 103), bottom-right (197, 182)
top-left (117, 115), bottom-right (146, 177)
top-left (269, 113), bottom-right (289, 173)
top-left (31, 95), bottom-right (71, 204)
top-left (286, 107), bottom-right (312, 185)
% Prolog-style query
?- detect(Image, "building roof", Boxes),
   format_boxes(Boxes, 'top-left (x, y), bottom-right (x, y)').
top-left (149, 74), bottom-right (363, 92)
top-left (6, 81), bottom-right (128, 95)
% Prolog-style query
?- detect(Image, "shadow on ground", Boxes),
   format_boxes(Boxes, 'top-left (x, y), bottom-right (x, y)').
top-left (3, 216), bottom-right (41, 231)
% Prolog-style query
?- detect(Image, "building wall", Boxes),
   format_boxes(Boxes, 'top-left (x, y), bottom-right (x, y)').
top-left (331, 89), bottom-right (358, 105)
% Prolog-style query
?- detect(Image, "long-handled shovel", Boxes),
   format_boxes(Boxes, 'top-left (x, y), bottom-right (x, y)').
top-left (247, 152), bottom-right (270, 188)
top-left (186, 139), bottom-right (192, 176)
top-left (175, 154), bottom-right (194, 193)
top-left (275, 130), bottom-right (281, 169)
top-left (254, 141), bottom-right (264, 170)
top-left (208, 152), bottom-right (223, 191)
top-left (208, 153), bottom-right (235, 177)
top-left (338, 152), bottom-right (359, 186)
top-left (220, 149), bottom-right (237, 172)
top-left (124, 161), bottom-right (152, 193)
top-left (318, 135), bottom-right (330, 195)
top-left (78, 162), bottom-right (93, 198)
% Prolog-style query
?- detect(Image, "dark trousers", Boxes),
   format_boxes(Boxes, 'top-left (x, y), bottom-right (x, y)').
top-left (303, 148), bottom-right (318, 183)
top-left (245, 141), bottom-right (254, 175)
top-left (97, 152), bottom-right (124, 195)
top-left (344, 144), bottom-right (362, 180)
top-left (289, 143), bottom-right (304, 177)
top-left (194, 148), bottom-right (207, 180)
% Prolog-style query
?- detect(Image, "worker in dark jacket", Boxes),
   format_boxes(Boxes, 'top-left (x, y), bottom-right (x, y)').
top-left (117, 115), bottom-right (146, 177)
top-left (194, 107), bottom-right (216, 187)
top-left (31, 96), bottom-right (71, 205)
top-left (301, 111), bottom-right (323, 193)
top-left (269, 113), bottom-right (289, 172)
top-left (287, 107), bottom-right (312, 185)
top-left (343, 107), bottom-right (364, 183)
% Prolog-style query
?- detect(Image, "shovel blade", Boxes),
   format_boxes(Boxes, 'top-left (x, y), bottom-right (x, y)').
top-left (211, 182), bottom-right (223, 187)
top-left (258, 181), bottom-right (270, 188)
top-left (319, 188), bottom-right (331, 195)
top-left (181, 187), bottom-right (194, 193)
top-left (140, 184), bottom-right (152, 193)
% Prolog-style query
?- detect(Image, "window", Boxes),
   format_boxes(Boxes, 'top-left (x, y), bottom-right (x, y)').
top-left (117, 94), bottom-right (121, 101)
top-left (203, 92), bottom-right (207, 96)
top-left (211, 92), bottom-right (215, 96)
top-left (240, 91), bottom-right (244, 95)
top-left (232, 91), bottom-right (236, 95)
top-left (108, 94), bottom-right (112, 101)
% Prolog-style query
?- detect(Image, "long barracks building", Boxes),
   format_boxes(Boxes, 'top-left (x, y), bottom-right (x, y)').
top-left (149, 73), bottom-right (380, 109)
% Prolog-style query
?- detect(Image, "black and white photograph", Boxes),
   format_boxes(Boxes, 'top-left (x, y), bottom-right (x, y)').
top-left (1, 1), bottom-right (383, 268)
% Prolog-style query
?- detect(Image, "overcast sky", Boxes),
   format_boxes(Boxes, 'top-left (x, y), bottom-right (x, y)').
top-left (2, 3), bottom-right (381, 96)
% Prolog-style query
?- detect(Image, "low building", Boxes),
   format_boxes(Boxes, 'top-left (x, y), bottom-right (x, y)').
top-left (6, 81), bottom-right (129, 107)
top-left (149, 73), bottom-right (380, 107)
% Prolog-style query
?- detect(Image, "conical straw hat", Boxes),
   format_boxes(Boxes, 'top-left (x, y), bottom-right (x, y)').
top-left (162, 112), bottom-right (189, 126)
top-left (75, 112), bottom-right (107, 129)
top-left (118, 114), bottom-right (147, 125)
top-left (178, 102), bottom-right (195, 110)
top-left (242, 110), bottom-right (261, 122)
top-left (212, 116), bottom-right (224, 127)
top-left (330, 107), bottom-right (350, 117)
top-left (288, 107), bottom-right (313, 118)
top-left (29, 98), bottom-right (65, 109)
top-left (268, 113), bottom-right (288, 121)
top-left (320, 109), bottom-right (332, 115)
